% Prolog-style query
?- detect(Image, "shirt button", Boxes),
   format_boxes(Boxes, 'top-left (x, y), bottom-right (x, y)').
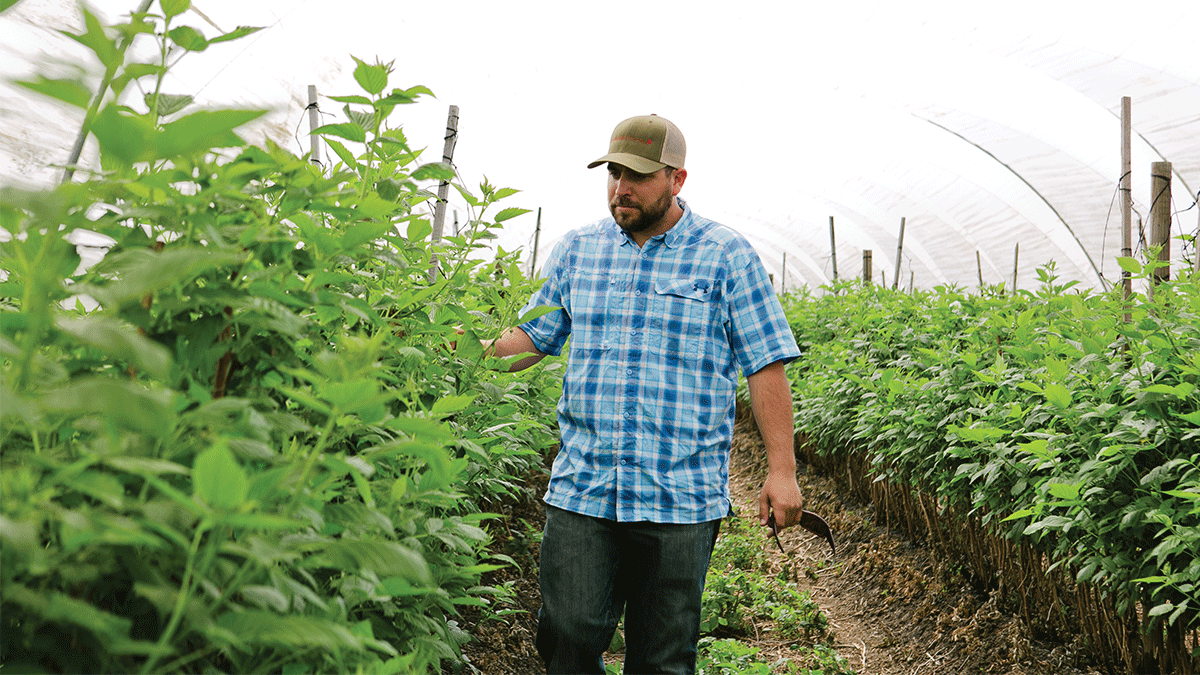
top-left (626, 368), bottom-right (633, 375)
top-left (620, 459), bottom-right (627, 465)
top-left (634, 290), bottom-right (641, 296)
top-left (624, 412), bottom-right (632, 418)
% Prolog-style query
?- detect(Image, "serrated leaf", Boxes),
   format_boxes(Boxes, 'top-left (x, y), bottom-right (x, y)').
top-left (313, 122), bottom-right (366, 143)
top-left (1117, 257), bottom-right (1142, 275)
top-left (192, 441), bottom-right (248, 511)
top-left (516, 304), bottom-right (562, 325)
top-left (40, 378), bottom-right (175, 437)
top-left (158, 108), bottom-right (264, 157)
top-left (16, 75), bottom-right (92, 107)
top-left (412, 162), bottom-right (455, 182)
top-left (161, 0), bottom-right (189, 19)
top-left (215, 611), bottom-right (364, 651)
top-left (494, 207), bottom-right (530, 223)
top-left (55, 315), bottom-right (172, 380)
top-left (168, 25), bottom-right (208, 51)
top-left (407, 218), bottom-right (433, 242)
top-left (352, 56), bottom-right (388, 95)
top-left (328, 94), bottom-right (373, 105)
top-left (307, 540), bottom-right (430, 584)
top-left (146, 92), bottom-right (193, 117)
top-left (431, 394), bottom-right (476, 417)
top-left (208, 25), bottom-right (264, 45)
top-left (1044, 382), bottom-right (1072, 408)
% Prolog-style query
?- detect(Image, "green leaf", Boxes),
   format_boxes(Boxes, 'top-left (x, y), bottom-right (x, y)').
top-left (412, 162), bottom-right (455, 182)
top-left (494, 207), bottom-right (530, 223)
top-left (146, 92), bottom-right (193, 117)
top-left (168, 25), bottom-right (208, 51)
top-left (81, 246), bottom-right (242, 308)
top-left (207, 25), bottom-right (264, 45)
top-left (1117, 257), bottom-right (1142, 275)
top-left (313, 122), bottom-right (366, 143)
top-left (192, 440), bottom-right (249, 511)
top-left (431, 394), bottom-right (476, 417)
top-left (407, 218), bottom-right (433, 242)
top-left (40, 378), bottom-right (175, 437)
top-left (90, 105), bottom-right (157, 165)
top-left (161, 0), bottom-right (190, 19)
top-left (307, 540), bottom-right (431, 584)
top-left (15, 75), bottom-right (92, 107)
top-left (1043, 382), bottom-right (1072, 408)
top-left (352, 56), bottom-right (388, 95)
top-left (328, 94), bottom-right (373, 105)
top-left (2, 0), bottom-right (23, 11)
top-left (325, 138), bottom-right (359, 169)
top-left (214, 611), bottom-right (364, 651)
top-left (63, 7), bottom-right (119, 70)
top-left (158, 108), bottom-right (264, 157)
top-left (55, 315), bottom-right (173, 380)
top-left (516, 304), bottom-right (562, 324)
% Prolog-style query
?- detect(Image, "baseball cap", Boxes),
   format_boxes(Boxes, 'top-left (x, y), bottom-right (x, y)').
top-left (587, 114), bottom-right (686, 174)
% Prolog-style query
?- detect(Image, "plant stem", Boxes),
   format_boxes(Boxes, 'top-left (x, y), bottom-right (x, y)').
top-left (141, 522), bottom-right (208, 674)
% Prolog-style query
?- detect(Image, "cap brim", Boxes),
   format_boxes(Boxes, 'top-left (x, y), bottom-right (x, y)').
top-left (586, 153), bottom-right (667, 174)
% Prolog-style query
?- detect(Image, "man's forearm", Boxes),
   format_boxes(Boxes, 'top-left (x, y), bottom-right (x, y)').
top-left (746, 361), bottom-right (796, 473)
top-left (487, 327), bottom-right (547, 372)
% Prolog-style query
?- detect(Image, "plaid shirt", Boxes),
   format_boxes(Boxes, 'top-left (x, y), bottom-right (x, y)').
top-left (520, 199), bottom-right (800, 524)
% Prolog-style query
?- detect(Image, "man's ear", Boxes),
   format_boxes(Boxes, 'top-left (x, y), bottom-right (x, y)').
top-left (671, 168), bottom-right (687, 195)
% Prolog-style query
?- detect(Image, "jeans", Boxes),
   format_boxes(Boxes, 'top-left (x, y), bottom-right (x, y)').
top-left (536, 504), bottom-right (722, 675)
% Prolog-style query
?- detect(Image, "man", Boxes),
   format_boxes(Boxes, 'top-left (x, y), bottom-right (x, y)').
top-left (488, 114), bottom-right (803, 674)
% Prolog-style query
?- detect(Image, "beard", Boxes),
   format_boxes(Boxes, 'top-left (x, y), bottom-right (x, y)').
top-left (610, 190), bottom-right (673, 234)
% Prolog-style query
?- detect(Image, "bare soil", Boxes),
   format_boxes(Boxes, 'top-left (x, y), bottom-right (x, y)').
top-left (455, 417), bottom-right (1106, 674)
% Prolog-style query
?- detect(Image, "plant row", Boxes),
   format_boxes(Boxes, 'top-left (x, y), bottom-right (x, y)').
top-left (1, 4), bottom-right (558, 673)
top-left (776, 267), bottom-right (1200, 673)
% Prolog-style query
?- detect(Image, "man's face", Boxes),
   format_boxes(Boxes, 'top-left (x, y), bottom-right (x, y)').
top-left (607, 163), bottom-right (676, 234)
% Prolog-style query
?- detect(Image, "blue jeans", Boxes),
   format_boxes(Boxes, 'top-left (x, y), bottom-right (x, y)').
top-left (536, 504), bottom-right (722, 675)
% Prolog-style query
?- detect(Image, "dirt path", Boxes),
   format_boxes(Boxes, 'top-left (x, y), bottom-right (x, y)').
top-left (459, 417), bottom-right (1105, 674)
top-left (728, 417), bottom-right (1102, 675)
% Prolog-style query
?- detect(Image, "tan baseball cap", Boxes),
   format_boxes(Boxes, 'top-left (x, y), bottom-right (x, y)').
top-left (587, 114), bottom-right (686, 174)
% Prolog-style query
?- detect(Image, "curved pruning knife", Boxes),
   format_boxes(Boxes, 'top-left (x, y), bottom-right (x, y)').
top-left (768, 510), bottom-right (836, 555)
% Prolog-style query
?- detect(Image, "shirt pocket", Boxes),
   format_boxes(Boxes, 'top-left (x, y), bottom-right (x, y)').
top-left (649, 278), bottom-right (720, 358)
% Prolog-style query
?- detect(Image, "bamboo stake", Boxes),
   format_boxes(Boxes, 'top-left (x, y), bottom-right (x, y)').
top-left (977, 251), bottom-right (984, 289)
top-left (829, 216), bottom-right (839, 281)
top-left (892, 217), bottom-right (906, 289)
top-left (1122, 97), bottom-right (1133, 320)
top-left (781, 252), bottom-right (787, 295)
top-left (1011, 243), bottom-right (1020, 292)
top-left (862, 250), bottom-right (872, 285)
top-left (431, 105), bottom-right (460, 244)
top-left (908, 271), bottom-right (914, 293)
top-left (1150, 162), bottom-right (1173, 284)
top-left (529, 207), bottom-right (542, 278)
top-left (307, 85), bottom-right (321, 166)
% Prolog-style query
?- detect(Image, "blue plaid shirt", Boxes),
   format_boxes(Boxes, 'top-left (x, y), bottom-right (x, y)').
top-left (519, 199), bottom-right (800, 524)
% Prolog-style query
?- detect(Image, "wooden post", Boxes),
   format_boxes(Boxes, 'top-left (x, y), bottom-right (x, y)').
top-left (829, 216), bottom-right (839, 281)
top-left (1150, 161), bottom-right (1172, 284)
top-left (976, 251), bottom-right (984, 289)
top-left (431, 105), bottom-right (460, 245)
top-left (307, 85), bottom-right (322, 166)
top-left (892, 217), bottom-right (906, 289)
top-left (529, 207), bottom-right (542, 278)
top-left (881, 271), bottom-right (886, 286)
top-left (781, 252), bottom-right (787, 295)
top-left (862, 250), bottom-right (872, 284)
top-left (1121, 97), bottom-right (1133, 318)
top-left (1011, 243), bottom-right (1020, 292)
top-left (909, 271), bottom-right (914, 293)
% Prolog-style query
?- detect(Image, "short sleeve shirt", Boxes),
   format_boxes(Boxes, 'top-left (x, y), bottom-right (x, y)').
top-left (519, 199), bottom-right (800, 523)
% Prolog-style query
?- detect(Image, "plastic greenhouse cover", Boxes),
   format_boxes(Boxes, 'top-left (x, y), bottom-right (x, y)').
top-left (2, 0), bottom-right (1197, 293)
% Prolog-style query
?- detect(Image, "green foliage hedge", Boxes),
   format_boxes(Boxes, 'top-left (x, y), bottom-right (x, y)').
top-left (1, 6), bottom-right (557, 673)
top-left (780, 267), bottom-right (1200, 665)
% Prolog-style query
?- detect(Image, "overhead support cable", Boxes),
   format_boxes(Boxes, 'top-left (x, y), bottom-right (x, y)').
top-left (915, 115), bottom-right (1104, 287)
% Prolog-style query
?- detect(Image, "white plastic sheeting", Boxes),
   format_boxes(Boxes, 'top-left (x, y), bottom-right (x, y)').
top-left (3, 0), bottom-right (1197, 292)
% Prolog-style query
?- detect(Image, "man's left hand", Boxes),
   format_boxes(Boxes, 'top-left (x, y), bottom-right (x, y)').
top-left (759, 470), bottom-right (805, 530)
